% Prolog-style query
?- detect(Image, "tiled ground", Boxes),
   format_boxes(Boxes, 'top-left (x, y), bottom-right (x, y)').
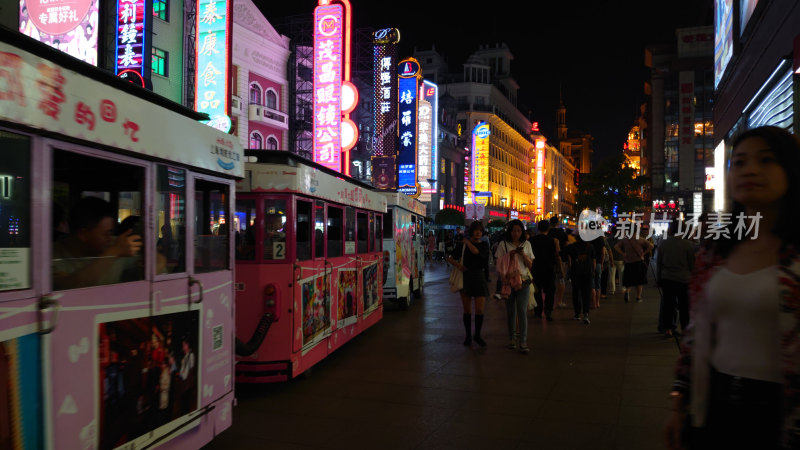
top-left (204, 260), bottom-right (680, 449)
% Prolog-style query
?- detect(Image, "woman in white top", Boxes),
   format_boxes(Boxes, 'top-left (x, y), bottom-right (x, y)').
top-left (495, 219), bottom-right (534, 353)
top-left (664, 126), bottom-right (800, 449)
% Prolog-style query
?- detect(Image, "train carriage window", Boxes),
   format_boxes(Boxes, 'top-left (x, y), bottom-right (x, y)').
top-left (52, 150), bottom-right (145, 290)
top-left (296, 200), bottom-right (312, 261)
top-left (344, 207), bottom-right (355, 255)
top-left (314, 200), bottom-right (325, 259)
top-left (382, 210), bottom-right (393, 239)
top-left (194, 179), bottom-right (229, 273)
top-left (356, 212), bottom-right (368, 254)
top-left (263, 199), bottom-right (287, 261)
top-left (0, 132), bottom-right (31, 292)
top-left (156, 165), bottom-right (186, 273)
top-left (374, 214), bottom-right (382, 251)
top-left (327, 205), bottom-right (343, 258)
top-left (234, 199), bottom-right (257, 261)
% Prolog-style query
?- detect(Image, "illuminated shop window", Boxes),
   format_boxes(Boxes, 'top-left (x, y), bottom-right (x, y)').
top-left (153, 0), bottom-right (168, 20)
top-left (152, 47), bottom-right (168, 76)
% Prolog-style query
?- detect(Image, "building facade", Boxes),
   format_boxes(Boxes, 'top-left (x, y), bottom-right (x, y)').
top-left (231, 0), bottom-right (291, 151)
top-left (415, 44), bottom-right (535, 224)
top-left (537, 137), bottom-right (577, 223)
top-left (712, 1), bottom-right (798, 211)
top-left (554, 98), bottom-right (593, 175)
top-left (645, 25), bottom-right (715, 216)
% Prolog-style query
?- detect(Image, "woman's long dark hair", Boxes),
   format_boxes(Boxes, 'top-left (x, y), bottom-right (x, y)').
top-left (504, 219), bottom-right (526, 243)
top-left (716, 126), bottom-right (800, 257)
top-left (467, 220), bottom-right (484, 238)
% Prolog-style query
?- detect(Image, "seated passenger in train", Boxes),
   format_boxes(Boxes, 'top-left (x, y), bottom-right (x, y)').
top-left (52, 196), bottom-right (143, 290)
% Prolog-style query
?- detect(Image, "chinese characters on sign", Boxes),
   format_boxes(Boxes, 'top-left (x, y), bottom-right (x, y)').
top-left (417, 99), bottom-right (432, 201)
top-left (372, 29), bottom-right (398, 166)
top-left (19, 0), bottom-right (99, 66)
top-left (471, 123), bottom-right (490, 203)
top-left (115, 0), bottom-right (146, 76)
top-left (397, 57), bottom-right (420, 197)
top-left (420, 80), bottom-right (438, 200)
top-left (313, 4), bottom-right (343, 172)
top-left (195, 0), bottom-right (231, 132)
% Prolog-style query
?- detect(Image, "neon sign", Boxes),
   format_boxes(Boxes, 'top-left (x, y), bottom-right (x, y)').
top-left (471, 122), bottom-right (490, 202)
top-left (371, 27), bottom-right (398, 188)
top-left (195, 0), bottom-right (231, 132)
top-left (535, 139), bottom-right (545, 215)
top-left (115, 0), bottom-right (146, 78)
top-left (417, 98), bottom-right (432, 201)
top-left (397, 57), bottom-right (420, 197)
top-left (422, 80), bottom-right (438, 200)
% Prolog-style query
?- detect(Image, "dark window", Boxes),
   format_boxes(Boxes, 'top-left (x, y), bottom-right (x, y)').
top-left (152, 47), bottom-right (168, 76)
top-left (327, 206), bottom-right (343, 257)
top-left (374, 214), bottom-right (382, 251)
top-left (249, 133), bottom-right (262, 150)
top-left (234, 199), bottom-right (257, 261)
top-left (383, 209), bottom-right (393, 239)
top-left (0, 131), bottom-right (30, 292)
top-left (266, 90), bottom-right (277, 109)
top-left (152, 0), bottom-right (168, 20)
top-left (296, 200), bottom-right (312, 261)
top-left (345, 207), bottom-right (355, 254)
top-left (263, 199), bottom-right (287, 260)
top-left (356, 212), bottom-right (368, 254)
top-left (194, 179), bottom-right (229, 273)
top-left (266, 137), bottom-right (278, 150)
top-left (314, 200), bottom-right (325, 258)
top-left (156, 165), bottom-right (186, 273)
top-left (249, 84), bottom-right (261, 105)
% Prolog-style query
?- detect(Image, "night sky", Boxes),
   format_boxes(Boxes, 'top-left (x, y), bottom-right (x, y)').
top-left (255, 0), bottom-right (713, 166)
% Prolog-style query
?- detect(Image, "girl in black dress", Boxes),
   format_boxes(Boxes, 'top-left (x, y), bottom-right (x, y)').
top-left (448, 221), bottom-right (490, 346)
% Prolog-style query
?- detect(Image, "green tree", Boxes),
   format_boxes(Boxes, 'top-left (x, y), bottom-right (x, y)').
top-left (575, 153), bottom-right (646, 215)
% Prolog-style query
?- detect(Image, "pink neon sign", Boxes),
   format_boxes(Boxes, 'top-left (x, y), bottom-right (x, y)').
top-left (313, 4), bottom-right (343, 172)
top-left (535, 139), bottom-right (545, 215)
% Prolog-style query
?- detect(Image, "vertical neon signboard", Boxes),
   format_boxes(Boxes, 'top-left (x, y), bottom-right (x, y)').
top-left (371, 27), bottom-right (399, 188)
top-left (313, 4), bottom-right (343, 172)
top-left (417, 98), bottom-right (432, 201)
top-left (115, 0), bottom-right (146, 81)
top-left (397, 57), bottom-right (420, 197)
top-left (421, 80), bottom-right (438, 201)
top-left (535, 139), bottom-right (545, 215)
top-left (195, 0), bottom-right (231, 132)
top-left (471, 122), bottom-right (490, 204)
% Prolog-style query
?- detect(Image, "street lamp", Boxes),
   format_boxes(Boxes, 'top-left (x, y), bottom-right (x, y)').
top-left (521, 203), bottom-right (527, 211)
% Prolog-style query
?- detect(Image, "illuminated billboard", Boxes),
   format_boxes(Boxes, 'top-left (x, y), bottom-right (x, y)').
top-left (535, 139), bottom-right (545, 215)
top-left (471, 122), bottom-right (490, 203)
top-left (397, 57), bottom-right (420, 197)
top-left (714, 0), bottom-right (733, 89)
top-left (421, 80), bottom-right (438, 201)
top-left (195, 0), bottom-right (231, 132)
top-left (115, 0), bottom-right (148, 85)
top-left (19, 0), bottom-right (99, 66)
top-left (371, 27), bottom-right (399, 188)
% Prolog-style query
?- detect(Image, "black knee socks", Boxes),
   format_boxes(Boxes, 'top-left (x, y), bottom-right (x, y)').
top-left (474, 314), bottom-right (484, 339)
top-left (463, 313), bottom-right (472, 339)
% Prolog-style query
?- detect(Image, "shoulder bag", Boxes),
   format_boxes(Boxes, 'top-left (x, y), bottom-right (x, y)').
top-left (449, 244), bottom-right (466, 292)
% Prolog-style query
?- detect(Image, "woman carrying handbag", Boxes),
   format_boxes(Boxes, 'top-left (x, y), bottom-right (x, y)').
top-left (447, 221), bottom-right (490, 347)
top-left (495, 219), bottom-right (535, 353)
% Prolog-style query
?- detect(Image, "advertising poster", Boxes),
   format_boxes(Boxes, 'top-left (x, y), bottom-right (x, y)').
top-left (714, 0), bottom-right (733, 88)
top-left (1, 333), bottom-right (42, 450)
top-left (362, 263), bottom-right (379, 312)
top-left (301, 273), bottom-right (330, 346)
top-left (371, 156), bottom-right (396, 190)
top-left (337, 269), bottom-right (357, 326)
top-left (19, 0), bottom-right (99, 66)
top-left (97, 311), bottom-right (199, 450)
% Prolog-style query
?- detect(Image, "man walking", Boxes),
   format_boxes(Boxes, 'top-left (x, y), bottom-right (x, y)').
top-left (656, 221), bottom-right (695, 336)
top-left (547, 216), bottom-right (568, 308)
top-left (531, 220), bottom-right (563, 322)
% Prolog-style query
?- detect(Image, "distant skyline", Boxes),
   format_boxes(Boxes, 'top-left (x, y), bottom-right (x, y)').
top-left (256, 0), bottom-right (713, 166)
